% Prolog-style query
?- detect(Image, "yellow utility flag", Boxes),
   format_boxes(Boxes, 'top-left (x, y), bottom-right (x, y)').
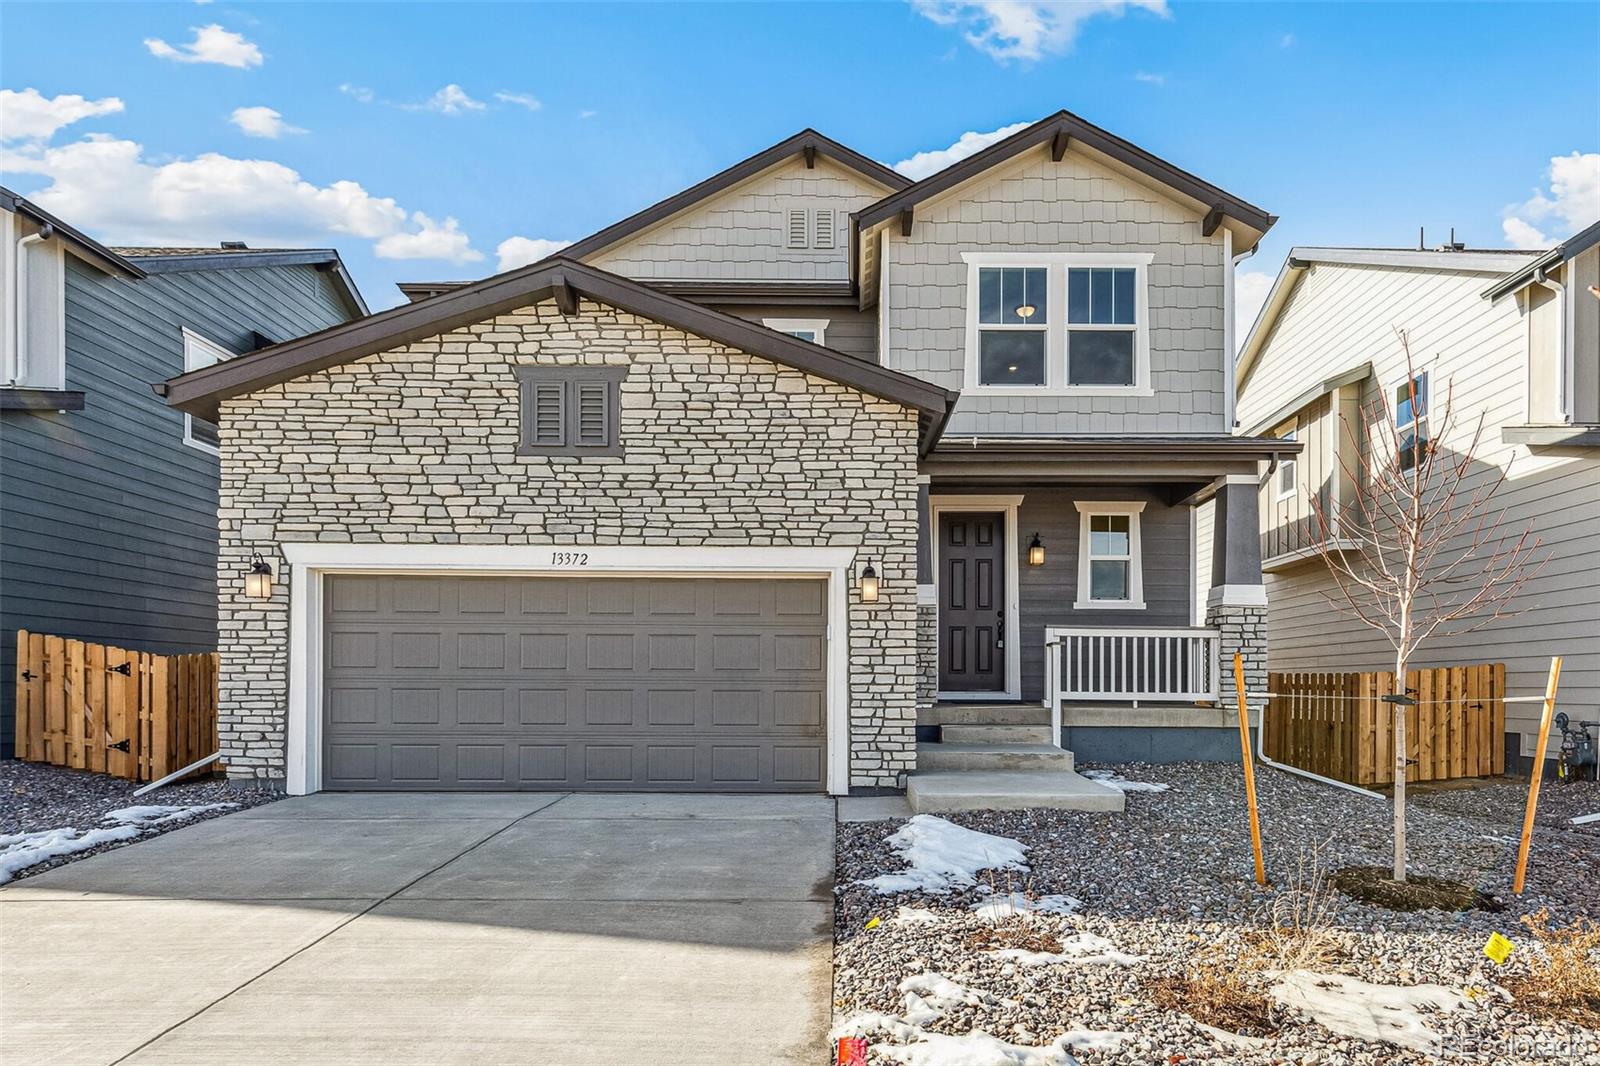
top-left (864, 916), bottom-right (882, 931)
top-left (1483, 932), bottom-right (1514, 964)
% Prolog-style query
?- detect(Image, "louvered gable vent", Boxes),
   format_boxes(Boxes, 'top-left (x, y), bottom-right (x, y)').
top-left (574, 381), bottom-right (610, 446)
top-left (787, 208), bottom-right (809, 249)
top-left (813, 209), bottom-right (835, 249)
top-left (515, 367), bottom-right (626, 456)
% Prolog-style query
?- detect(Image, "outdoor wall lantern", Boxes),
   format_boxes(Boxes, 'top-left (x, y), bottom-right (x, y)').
top-left (1028, 533), bottom-right (1046, 567)
top-left (244, 554), bottom-right (274, 599)
top-left (859, 560), bottom-right (880, 603)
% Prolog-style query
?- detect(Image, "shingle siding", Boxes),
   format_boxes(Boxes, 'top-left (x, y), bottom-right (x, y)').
top-left (879, 146), bottom-right (1229, 436)
top-left (0, 256), bottom-right (353, 754)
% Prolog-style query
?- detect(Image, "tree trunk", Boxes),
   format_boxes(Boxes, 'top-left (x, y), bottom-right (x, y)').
top-left (1392, 702), bottom-right (1407, 882)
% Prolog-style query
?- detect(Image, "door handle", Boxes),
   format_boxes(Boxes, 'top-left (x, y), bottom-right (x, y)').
top-left (996, 610), bottom-right (1004, 649)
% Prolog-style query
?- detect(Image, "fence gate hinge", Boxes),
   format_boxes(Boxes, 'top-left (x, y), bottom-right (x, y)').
top-left (107, 738), bottom-right (131, 753)
top-left (108, 661), bottom-right (132, 676)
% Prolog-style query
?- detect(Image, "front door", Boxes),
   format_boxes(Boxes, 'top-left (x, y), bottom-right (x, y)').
top-left (938, 512), bottom-right (1005, 692)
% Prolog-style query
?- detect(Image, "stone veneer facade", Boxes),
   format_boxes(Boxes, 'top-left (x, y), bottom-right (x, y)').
top-left (1207, 602), bottom-right (1268, 716)
top-left (215, 298), bottom-right (921, 789)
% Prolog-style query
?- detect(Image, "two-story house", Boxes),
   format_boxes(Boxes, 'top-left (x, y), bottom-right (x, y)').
top-left (158, 112), bottom-right (1295, 807)
top-left (1236, 222), bottom-right (1600, 771)
top-left (1, 187), bottom-right (366, 756)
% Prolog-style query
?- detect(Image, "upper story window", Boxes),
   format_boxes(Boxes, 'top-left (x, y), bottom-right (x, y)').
top-left (1276, 424), bottom-right (1298, 500)
top-left (516, 366), bottom-right (627, 457)
top-left (763, 318), bottom-right (829, 345)
top-left (1395, 371), bottom-right (1428, 471)
top-left (962, 252), bottom-right (1153, 395)
top-left (1074, 500), bottom-right (1146, 610)
top-left (182, 328), bottom-right (238, 453)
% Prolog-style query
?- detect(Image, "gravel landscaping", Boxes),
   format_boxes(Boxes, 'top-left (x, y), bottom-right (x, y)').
top-left (834, 762), bottom-right (1599, 1065)
top-left (2, 760), bottom-right (281, 883)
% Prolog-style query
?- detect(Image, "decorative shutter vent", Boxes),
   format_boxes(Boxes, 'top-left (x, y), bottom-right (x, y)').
top-left (530, 382), bottom-right (566, 445)
top-left (787, 209), bottom-right (809, 249)
top-left (813, 209), bottom-right (835, 249)
top-left (574, 382), bottom-right (609, 446)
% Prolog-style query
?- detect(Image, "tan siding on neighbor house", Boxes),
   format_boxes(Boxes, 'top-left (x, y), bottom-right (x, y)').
top-left (586, 156), bottom-right (888, 282)
top-left (878, 145), bottom-right (1229, 437)
top-left (1240, 260), bottom-right (1600, 747)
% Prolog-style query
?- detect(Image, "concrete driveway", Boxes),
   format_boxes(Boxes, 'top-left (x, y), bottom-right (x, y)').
top-left (0, 793), bottom-right (836, 1066)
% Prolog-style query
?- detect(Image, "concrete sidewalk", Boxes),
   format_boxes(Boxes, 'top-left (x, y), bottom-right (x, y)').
top-left (0, 792), bottom-right (835, 1066)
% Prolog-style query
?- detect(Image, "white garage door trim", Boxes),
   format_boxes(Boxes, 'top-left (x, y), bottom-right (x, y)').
top-left (282, 544), bottom-right (857, 796)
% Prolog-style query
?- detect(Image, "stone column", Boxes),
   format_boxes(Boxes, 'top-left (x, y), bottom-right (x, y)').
top-left (1206, 476), bottom-right (1268, 714)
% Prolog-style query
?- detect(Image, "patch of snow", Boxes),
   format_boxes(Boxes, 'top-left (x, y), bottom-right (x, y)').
top-left (988, 932), bottom-right (1147, 968)
top-left (971, 891), bottom-right (1082, 922)
top-left (1194, 1022), bottom-right (1271, 1048)
top-left (859, 815), bottom-right (1029, 895)
top-left (894, 905), bottom-right (945, 925)
top-left (899, 971), bottom-right (988, 1025)
top-left (830, 1011), bottom-right (922, 1044)
top-left (1058, 1029), bottom-right (1132, 1052)
top-left (1080, 769), bottom-right (1169, 793)
top-left (0, 826), bottom-right (143, 884)
top-left (1270, 970), bottom-right (1469, 1053)
top-left (874, 1029), bottom-right (1084, 1066)
top-left (102, 803), bottom-right (237, 827)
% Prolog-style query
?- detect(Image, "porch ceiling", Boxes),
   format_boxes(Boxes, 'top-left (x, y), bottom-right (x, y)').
top-left (921, 435), bottom-right (1296, 488)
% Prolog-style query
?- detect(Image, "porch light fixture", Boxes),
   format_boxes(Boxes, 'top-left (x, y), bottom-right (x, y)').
top-left (1015, 303), bottom-right (1036, 320)
top-left (244, 554), bottom-right (273, 599)
top-left (859, 560), bottom-right (880, 603)
top-left (1028, 533), bottom-right (1045, 567)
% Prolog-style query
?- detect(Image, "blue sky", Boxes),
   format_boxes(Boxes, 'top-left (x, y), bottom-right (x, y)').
top-left (2, 1), bottom-right (1597, 326)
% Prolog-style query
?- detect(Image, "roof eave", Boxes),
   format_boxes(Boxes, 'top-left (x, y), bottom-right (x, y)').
top-left (0, 186), bottom-right (145, 280)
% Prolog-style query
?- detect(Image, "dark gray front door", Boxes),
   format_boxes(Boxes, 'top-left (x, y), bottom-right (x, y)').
top-left (322, 574), bottom-right (828, 792)
top-left (939, 513), bottom-right (1005, 692)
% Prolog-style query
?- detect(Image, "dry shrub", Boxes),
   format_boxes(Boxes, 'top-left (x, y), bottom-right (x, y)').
top-left (964, 922), bottom-right (1059, 955)
top-left (1255, 840), bottom-right (1343, 972)
top-left (1149, 942), bottom-right (1279, 1037)
top-left (1503, 908), bottom-right (1600, 1028)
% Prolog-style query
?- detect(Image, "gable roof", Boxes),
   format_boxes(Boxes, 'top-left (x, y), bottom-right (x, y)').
top-left (1483, 218), bottom-right (1600, 301)
top-left (159, 256), bottom-right (958, 451)
top-left (0, 185), bottom-right (145, 279)
top-left (114, 245), bottom-right (369, 316)
top-left (1236, 245), bottom-right (1542, 389)
top-left (854, 110), bottom-right (1276, 248)
top-left (558, 129), bottom-right (910, 265)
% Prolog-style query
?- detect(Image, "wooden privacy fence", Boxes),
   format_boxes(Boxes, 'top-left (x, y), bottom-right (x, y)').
top-left (13, 630), bottom-right (219, 783)
top-left (1264, 664), bottom-right (1505, 786)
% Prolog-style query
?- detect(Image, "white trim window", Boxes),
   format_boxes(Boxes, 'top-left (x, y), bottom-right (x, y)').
top-left (181, 328), bottom-right (238, 453)
top-left (763, 317), bottom-right (829, 344)
top-left (962, 252), bottom-right (1153, 395)
top-left (1276, 424), bottom-right (1298, 501)
top-left (1074, 500), bottom-right (1146, 610)
top-left (1394, 371), bottom-right (1429, 472)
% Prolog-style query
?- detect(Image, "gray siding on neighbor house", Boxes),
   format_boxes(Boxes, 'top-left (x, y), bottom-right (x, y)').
top-left (713, 304), bottom-right (878, 363)
top-left (0, 256), bottom-right (353, 753)
top-left (1013, 487), bottom-right (1193, 701)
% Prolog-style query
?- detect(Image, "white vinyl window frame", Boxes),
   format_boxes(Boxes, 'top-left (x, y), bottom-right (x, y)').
top-left (961, 251), bottom-right (1154, 397)
top-left (181, 327), bottom-right (238, 454)
top-left (763, 317), bottom-right (829, 345)
top-left (1074, 500), bottom-right (1146, 611)
top-left (1394, 370), bottom-right (1429, 473)
top-left (1276, 423), bottom-right (1298, 501)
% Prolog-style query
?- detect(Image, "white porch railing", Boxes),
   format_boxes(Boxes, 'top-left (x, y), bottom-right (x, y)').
top-left (1044, 626), bottom-right (1221, 748)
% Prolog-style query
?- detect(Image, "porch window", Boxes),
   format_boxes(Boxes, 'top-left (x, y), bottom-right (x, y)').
top-left (976, 266), bottom-right (1048, 386)
top-left (181, 328), bottom-right (238, 453)
top-left (1395, 372), bottom-right (1428, 471)
top-left (1074, 501), bottom-right (1146, 610)
top-left (1066, 267), bottom-right (1138, 386)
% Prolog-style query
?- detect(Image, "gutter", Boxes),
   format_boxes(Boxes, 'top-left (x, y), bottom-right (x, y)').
top-left (10, 224), bottom-right (52, 385)
top-left (1532, 268), bottom-right (1570, 422)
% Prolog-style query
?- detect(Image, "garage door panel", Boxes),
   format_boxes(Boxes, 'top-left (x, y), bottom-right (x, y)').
top-left (323, 575), bottom-right (827, 791)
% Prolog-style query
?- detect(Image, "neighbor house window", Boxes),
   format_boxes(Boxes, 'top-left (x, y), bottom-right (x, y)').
top-left (1276, 425), bottom-right (1298, 500)
top-left (763, 318), bottom-right (829, 345)
top-left (516, 366), bottom-right (626, 456)
top-left (1395, 372), bottom-right (1428, 471)
top-left (182, 328), bottom-right (238, 453)
top-left (964, 253), bottom-right (1152, 393)
top-left (1074, 501), bottom-right (1146, 610)
top-left (976, 266), bottom-right (1048, 386)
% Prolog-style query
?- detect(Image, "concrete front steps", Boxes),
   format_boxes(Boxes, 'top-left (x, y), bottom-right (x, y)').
top-left (907, 703), bottom-right (1125, 814)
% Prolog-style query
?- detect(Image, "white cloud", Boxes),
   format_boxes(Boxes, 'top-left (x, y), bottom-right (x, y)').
top-left (1501, 151), bottom-right (1600, 248)
top-left (911, 0), bottom-right (1169, 62)
top-left (144, 24), bottom-right (263, 68)
top-left (892, 121), bottom-right (1030, 181)
top-left (1236, 269), bottom-right (1275, 348)
top-left (494, 91), bottom-right (542, 111)
top-left (0, 88), bottom-right (125, 143)
top-left (578, 109), bottom-right (598, 120)
top-left (404, 84), bottom-right (485, 115)
top-left (496, 236), bottom-right (572, 273)
top-left (339, 83), bottom-right (375, 104)
top-left (229, 106), bottom-right (304, 139)
top-left (375, 213), bottom-right (482, 264)
top-left (1, 133), bottom-right (480, 263)
top-left (1133, 71), bottom-right (1166, 86)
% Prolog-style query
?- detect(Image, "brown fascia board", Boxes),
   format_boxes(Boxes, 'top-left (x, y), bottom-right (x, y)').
top-left (160, 257), bottom-right (957, 430)
top-left (0, 186), bottom-right (145, 279)
top-left (855, 111), bottom-right (1276, 241)
top-left (558, 129), bottom-right (911, 265)
top-left (651, 280), bottom-right (858, 305)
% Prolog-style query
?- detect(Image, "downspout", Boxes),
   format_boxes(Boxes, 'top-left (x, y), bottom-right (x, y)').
top-left (1226, 234), bottom-right (1256, 432)
top-left (11, 222), bottom-right (53, 386)
top-left (1254, 701), bottom-right (1385, 799)
top-left (1532, 268), bottom-right (1568, 422)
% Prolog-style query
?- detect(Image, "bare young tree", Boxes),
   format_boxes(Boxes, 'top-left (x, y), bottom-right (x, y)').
top-left (1309, 328), bottom-right (1544, 882)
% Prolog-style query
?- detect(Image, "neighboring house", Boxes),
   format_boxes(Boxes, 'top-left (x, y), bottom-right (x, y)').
top-left (1235, 225), bottom-right (1600, 769)
top-left (161, 115), bottom-right (1295, 802)
top-left (1, 187), bottom-right (366, 755)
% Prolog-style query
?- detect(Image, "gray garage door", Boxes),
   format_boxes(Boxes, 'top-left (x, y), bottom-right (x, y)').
top-left (321, 574), bottom-right (828, 791)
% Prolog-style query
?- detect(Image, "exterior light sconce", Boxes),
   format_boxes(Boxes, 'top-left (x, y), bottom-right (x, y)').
top-left (1028, 533), bottom-right (1045, 567)
top-left (245, 553), bottom-right (274, 599)
top-left (859, 560), bottom-right (880, 603)
top-left (1015, 303), bottom-right (1036, 320)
